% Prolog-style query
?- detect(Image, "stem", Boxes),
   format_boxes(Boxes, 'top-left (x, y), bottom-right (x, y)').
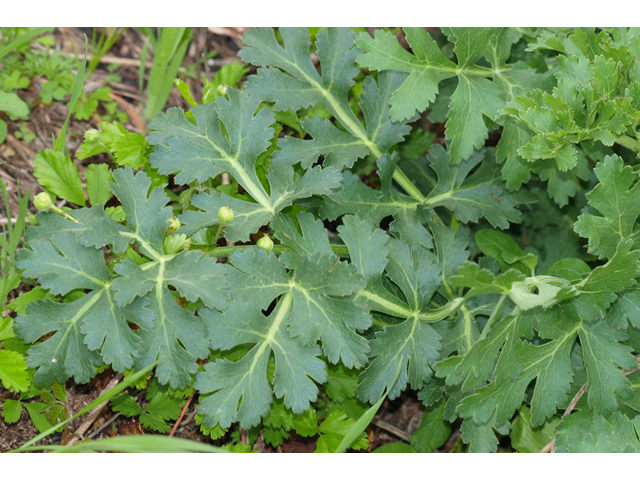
top-left (200, 243), bottom-right (351, 258)
top-left (392, 168), bottom-right (426, 203)
top-left (210, 222), bottom-right (225, 246)
top-left (99, 141), bottom-right (117, 163)
top-left (477, 293), bottom-right (507, 343)
top-left (615, 134), bottom-right (638, 152)
top-left (51, 205), bottom-right (80, 223)
top-left (169, 391), bottom-right (195, 438)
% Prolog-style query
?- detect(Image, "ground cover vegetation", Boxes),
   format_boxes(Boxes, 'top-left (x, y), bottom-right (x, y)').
top-left (2, 27), bottom-right (640, 453)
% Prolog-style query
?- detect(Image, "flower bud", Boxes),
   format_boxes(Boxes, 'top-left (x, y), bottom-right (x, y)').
top-left (217, 206), bottom-right (235, 223)
top-left (34, 192), bottom-right (53, 211)
top-left (217, 84), bottom-right (228, 97)
top-left (257, 236), bottom-right (274, 252)
top-left (168, 216), bottom-right (181, 233)
top-left (84, 129), bottom-right (101, 145)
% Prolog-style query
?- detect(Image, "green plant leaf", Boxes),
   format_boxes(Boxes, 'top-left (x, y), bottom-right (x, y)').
top-left (574, 155), bottom-right (640, 259)
top-left (410, 400), bottom-right (452, 452)
top-left (85, 163), bottom-right (113, 206)
top-left (195, 292), bottom-right (327, 429)
top-left (33, 150), bottom-right (85, 206)
top-left (554, 411), bottom-right (640, 453)
top-left (0, 90), bottom-right (29, 117)
top-left (1, 399), bottom-right (23, 423)
top-left (0, 350), bottom-right (29, 392)
top-left (315, 410), bottom-right (369, 453)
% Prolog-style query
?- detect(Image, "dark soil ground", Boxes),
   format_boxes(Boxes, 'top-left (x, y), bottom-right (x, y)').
top-left (0, 27), bottom-right (483, 453)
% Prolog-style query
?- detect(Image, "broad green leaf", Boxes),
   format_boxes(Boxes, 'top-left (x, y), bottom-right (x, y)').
top-left (356, 28), bottom-right (547, 164)
top-left (287, 252), bottom-right (370, 368)
top-left (17, 231), bottom-right (111, 295)
top-left (0, 350), bottom-right (29, 392)
top-left (195, 293), bottom-right (327, 429)
top-left (149, 89), bottom-right (341, 241)
top-left (1, 399), bottom-right (23, 423)
top-left (410, 400), bottom-right (452, 452)
top-left (85, 163), bottom-right (113, 206)
top-left (315, 411), bottom-right (368, 452)
top-left (0, 90), bottom-right (29, 116)
top-left (510, 406), bottom-right (559, 453)
top-left (424, 145), bottom-right (522, 229)
top-left (109, 167), bottom-right (172, 257)
top-left (24, 402), bottom-right (56, 433)
top-left (77, 121), bottom-right (148, 169)
top-left (14, 288), bottom-right (152, 384)
top-left (113, 249), bottom-right (228, 310)
top-left (241, 28), bottom-right (410, 165)
top-left (26, 206), bottom-right (130, 253)
top-left (148, 90), bottom-right (274, 195)
top-left (325, 364), bottom-right (359, 403)
top-left (475, 229), bottom-right (537, 275)
top-left (135, 286), bottom-right (209, 389)
top-left (373, 442), bottom-right (417, 453)
top-left (110, 393), bottom-right (143, 417)
top-left (15, 293), bottom-right (104, 385)
top-left (339, 217), bottom-right (461, 402)
top-left (609, 288), bottom-right (640, 330)
top-left (33, 150), bottom-right (85, 206)
top-left (555, 411), bottom-right (640, 453)
top-left (181, 164), bottom-right (340, 242)
top-left (574, 155), bottom-right (640, 259)
top-left (579, 321), bottom-right (637, 415)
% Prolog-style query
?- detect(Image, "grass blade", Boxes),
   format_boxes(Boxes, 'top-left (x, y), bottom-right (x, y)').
top-left (0, 27), bottom-right (52, 61)
top-left (54, 35), bottom-right (88, 152)
top-left (334, 394), bottom-right (386, 453)
top-left (19, 435), bottom-right (228, 453)
top-left (10, 362), bottom-right (157, 452)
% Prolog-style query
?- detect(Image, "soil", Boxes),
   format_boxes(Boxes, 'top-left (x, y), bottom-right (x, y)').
top-left (0, 27), bottom-right (473, 453)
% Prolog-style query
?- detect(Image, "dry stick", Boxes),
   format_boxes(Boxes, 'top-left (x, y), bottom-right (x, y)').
top-left (539, 354), bottom-right (640, 453)
top-left (169, 391), bottom-right (196, 438)
top-left (370, 418), bottom-right (412, 444)
top-left (65, 373), bottom-right (123, 447)
top-left (108, 93), bottom-right (145, 134)
top-left (88, 391), bottom-right (146, 440)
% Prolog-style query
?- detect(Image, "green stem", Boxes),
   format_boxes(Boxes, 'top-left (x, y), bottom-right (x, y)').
top-left (615, 134), bottom-right (638, 152)
top-left (99, 141), bottom-right (117, 163)
top-left (210, 222), bottom-right (225, 246)
top-left (392, 168), bottom-right (426, 203)
top-left (51, 205), bottom-right (79, 223)
top-left (200, 243), bottom-right (351, 258)
top-left (477, 293), bottom-right (507, 343)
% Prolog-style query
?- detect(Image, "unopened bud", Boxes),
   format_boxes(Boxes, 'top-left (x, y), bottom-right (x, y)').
top-left (217, 84), bottom-right (228, 97)
top-left (217, 206), bottom-right (234, 223)
top-left (257, 236), bottom-right (274, 252)
top-left (84, 129), bottom-right (101, 145)
top-left (168, 216), bottom-right (181, 233)
top-left (34, 192), bottom-right (53, 211)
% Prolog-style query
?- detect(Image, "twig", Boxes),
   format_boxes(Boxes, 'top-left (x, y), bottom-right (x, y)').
top-left (88, 391), bottom-right (145, 439)
top-left (168, 391), bottom-right (195, 438)
top-left (109, 93), bottom-right (145, 134)
top-left (540, 354), bottom-right (640, 453)
top-left (370, 417), bottom-right (412, 443)
top-left (64, 373), bottom-right (123, 447)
